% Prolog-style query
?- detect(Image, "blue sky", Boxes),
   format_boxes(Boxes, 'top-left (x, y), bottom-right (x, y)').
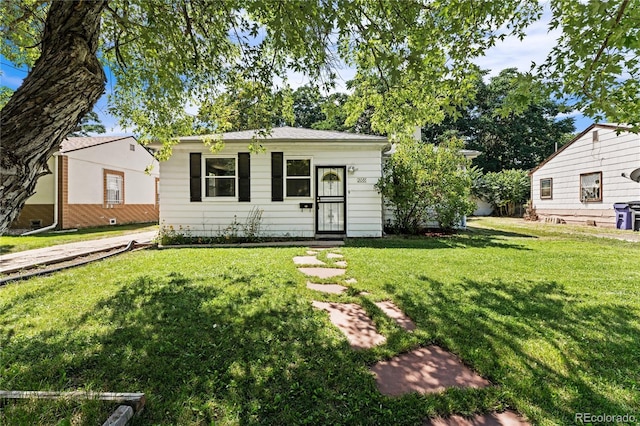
top-left (1, 12), bottom-right (593, 137)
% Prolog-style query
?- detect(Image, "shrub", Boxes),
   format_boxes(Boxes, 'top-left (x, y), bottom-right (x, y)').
top-left (377, 137), bottom-right (476, 232)
top-left (478, 169), bottom-right (530, 217)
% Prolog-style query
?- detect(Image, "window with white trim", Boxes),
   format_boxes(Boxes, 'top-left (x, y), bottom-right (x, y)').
top-left (205, 157), bottom-right (236, 197)
top-left (286, 158), bottom-right (311, 197)
top-left (105, 172), bottom-right (123, 204)
top-left (580, 172), bottom-right (602, 202)
top-left (540, 178), bottom-right (552, 199)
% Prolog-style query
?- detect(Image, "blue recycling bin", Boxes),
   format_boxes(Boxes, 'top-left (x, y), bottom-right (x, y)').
top-left (628, 201), bottom-right (640, 231)
top-left (613, 203), bottom-right (632, 230)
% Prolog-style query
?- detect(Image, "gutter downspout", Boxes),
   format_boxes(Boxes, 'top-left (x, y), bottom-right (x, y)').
top-left (21, 154), bottom-right (59, 236)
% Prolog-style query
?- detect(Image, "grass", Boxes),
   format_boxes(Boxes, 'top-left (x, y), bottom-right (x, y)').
top-left (0, 218), bottom-right (639, 424)
top-left (0, 223), bottom-right (158, 255)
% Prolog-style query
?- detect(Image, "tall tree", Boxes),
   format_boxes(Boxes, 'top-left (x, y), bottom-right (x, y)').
top-left (68, 111), bottom-right (107, 137)
top-left (291, 85), bottom-right (324, 129)
top-left (422, 68), bottom-right (576, 172)
top-left (1, 1), bottom-right (639, 233)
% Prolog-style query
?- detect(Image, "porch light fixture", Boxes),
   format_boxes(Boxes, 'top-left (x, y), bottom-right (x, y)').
top-left (347, 165), bottom-right (357, 174)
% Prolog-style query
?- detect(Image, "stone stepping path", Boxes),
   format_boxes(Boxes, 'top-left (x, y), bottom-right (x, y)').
top-left (312, 301), bottom-right (386, 349)
top-left (293, 256), bottom-right (326, 265)
top-left (298, 267), bottom-right (345, 279)
top-left (295, 249), bottom-right (517, 423)
top-left (370, 346), bottom-right (490, 396)
top-left (375, 301), bottom-right (416, 331)
top-left (307, 282), bottom-right (347, 294)
top-left (425, 410), bottom-right (530, 426)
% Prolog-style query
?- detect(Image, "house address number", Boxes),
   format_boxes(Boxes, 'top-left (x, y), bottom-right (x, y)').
top-left (357, 177), bottom-right (367, 183)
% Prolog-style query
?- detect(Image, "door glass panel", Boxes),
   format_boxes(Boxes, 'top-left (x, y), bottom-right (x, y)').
top-left (316, 167), bottom-right (346, 233)
top-left (317, 168), bottom-right (344, 197)
top-left (317, 202), bottom-right (344, 232)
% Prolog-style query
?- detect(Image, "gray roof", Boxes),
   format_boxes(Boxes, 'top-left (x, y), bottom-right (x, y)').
top-left (60, 136), bottom-right (136, 153)
top-left (179, 126), bottom-right (388, 143)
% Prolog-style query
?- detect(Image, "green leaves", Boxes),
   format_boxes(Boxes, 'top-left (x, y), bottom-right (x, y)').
top-left (377, 136), bottom-right (475, 232)
top-left (473, 169), bottom-right (530, 216)
top-left (423, 68), bottom-right (576, 173)
top-left (542, 0), bottom-right (640, 129)
top-left (4, 0), bottom-right (639, 153)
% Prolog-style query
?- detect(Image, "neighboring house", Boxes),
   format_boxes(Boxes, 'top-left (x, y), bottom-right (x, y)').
top-left (158, 127), bottom-right (388, 238)
top-left (11, 136), bottom-right (160, 230)
top-left (529, 123), bottom-right (640, 228)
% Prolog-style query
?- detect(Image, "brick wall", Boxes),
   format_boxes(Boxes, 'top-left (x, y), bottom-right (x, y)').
top-left (62, 204), bottom-right (159, 229)
top-left (10, 204), bottom-right (55, 229)
top-left (58, 155), bottom-right (69, 227)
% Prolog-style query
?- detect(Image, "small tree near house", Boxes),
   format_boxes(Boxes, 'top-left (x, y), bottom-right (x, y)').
top-left (471, 168), bottom-right (530, 217)
top-left (377, 137), bottom-right (476, 233)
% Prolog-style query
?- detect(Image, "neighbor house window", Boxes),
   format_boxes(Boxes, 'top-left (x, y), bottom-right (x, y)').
top-left (205, 157), bottom-right (236, 197)
top-left (104, 169), bottom-right (124, 206)
top-left (540, 178), bottom-right (552, 199)
top-left (580, 172), bottom-right (602, 202)
top-left (286, 158), bottom-right (311, 197)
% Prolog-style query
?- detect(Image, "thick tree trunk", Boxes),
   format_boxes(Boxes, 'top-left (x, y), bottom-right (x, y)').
top-left (0, 1), bottom-right (107, 234)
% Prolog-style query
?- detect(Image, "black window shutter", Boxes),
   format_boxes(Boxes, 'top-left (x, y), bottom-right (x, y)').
top-left (238, 152), bottom-right (250, 202)
top-left (271, 152), bottom-right (283, 201)
top-left (189, 153), bottom-right (201, 202)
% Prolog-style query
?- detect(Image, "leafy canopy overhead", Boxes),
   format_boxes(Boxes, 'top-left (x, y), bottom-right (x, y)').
top-left (422, 68), bottom-right (576, 173)
top-left (2, 0), bottom-right (639, 148)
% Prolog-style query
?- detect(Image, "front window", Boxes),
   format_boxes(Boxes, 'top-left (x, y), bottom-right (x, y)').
top-left (286, 159), bottom-right (311, 197)
top-left (205, 157), bottom-right (236, 197)
top-left (580, 172), bottom-right (602, 202)
top-left (540, 178), bottom-right (552, 199)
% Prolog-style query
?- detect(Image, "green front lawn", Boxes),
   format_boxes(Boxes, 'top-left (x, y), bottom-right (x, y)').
top-left (1, 220), bottom-right (638, 424)
top-left (0, 223), bottom-right (158, 255)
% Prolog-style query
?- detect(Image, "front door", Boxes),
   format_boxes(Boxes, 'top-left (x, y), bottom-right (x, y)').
top-left (316, 166), bottom-right (346, 234)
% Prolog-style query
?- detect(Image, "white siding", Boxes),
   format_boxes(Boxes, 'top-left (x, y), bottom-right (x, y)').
top-left (66, 138), bottom-right (159, 205)
top-left (531, 126), bottom-right (640, 226)
top-left (160, 142), bottom-right (384, 237)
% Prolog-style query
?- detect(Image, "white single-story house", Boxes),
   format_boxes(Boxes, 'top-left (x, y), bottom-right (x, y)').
top-left (158, 127), bottom-right (388, 238)
top-left (158, 127), bottom-right (482, 238)
top-left (529, 123), bottom-right (640, 228)
top-left (11, 136), bottom-right (160, 230)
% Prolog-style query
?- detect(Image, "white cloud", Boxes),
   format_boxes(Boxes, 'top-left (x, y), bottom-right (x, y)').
top-left (474, 14), bottom-right (560, 77)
